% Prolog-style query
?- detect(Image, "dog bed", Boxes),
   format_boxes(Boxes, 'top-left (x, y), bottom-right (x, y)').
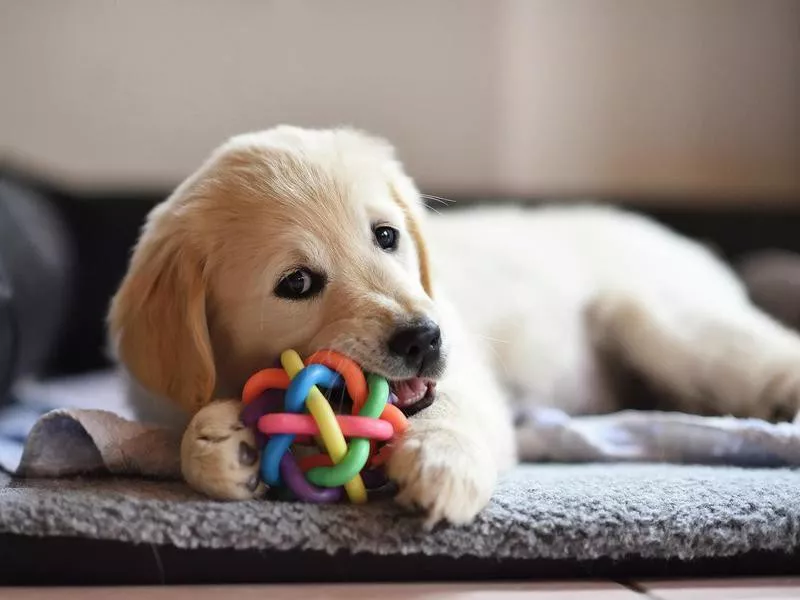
top-left (1, 463), bottom-right (799, 584)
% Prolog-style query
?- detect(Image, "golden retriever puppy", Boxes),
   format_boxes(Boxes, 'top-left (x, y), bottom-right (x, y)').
top-left (110, 126), bottom-right (800, 525)
top-left (109, 126), bottom-right (515, 524)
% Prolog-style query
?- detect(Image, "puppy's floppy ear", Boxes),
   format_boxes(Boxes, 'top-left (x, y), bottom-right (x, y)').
top-left (387, 165), bottom-right (435, 299)
top-left (108, 206), bottom-right (215, 414)
top-left (337, 127), bottom-right (436, 298)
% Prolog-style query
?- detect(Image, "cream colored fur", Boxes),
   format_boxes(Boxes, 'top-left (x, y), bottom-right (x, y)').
top-left (110, 126), bottom-right (800, 527)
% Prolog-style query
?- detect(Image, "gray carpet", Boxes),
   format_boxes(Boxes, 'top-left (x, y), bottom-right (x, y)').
top-left (2, 463), bottom-right (799, 562)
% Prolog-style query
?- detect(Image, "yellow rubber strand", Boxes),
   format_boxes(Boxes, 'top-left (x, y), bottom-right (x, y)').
top-left (280, 349), bottom-right (367, 503)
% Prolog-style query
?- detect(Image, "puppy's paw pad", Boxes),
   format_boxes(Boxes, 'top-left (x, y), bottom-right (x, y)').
top-left (181, 400), bottom-right (266, 500)
top-left (759, 369), bottom-right (800, 422)
top-left (387, 425), bottom-right (496, 528)
top-left (238, 440), bottom-right (259, 466)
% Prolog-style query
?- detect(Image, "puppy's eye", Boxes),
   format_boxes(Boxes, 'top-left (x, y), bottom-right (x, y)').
top-left (373, 225), bottom-right (399, 251)
top-left (274, 269), bottom-right (325, 300)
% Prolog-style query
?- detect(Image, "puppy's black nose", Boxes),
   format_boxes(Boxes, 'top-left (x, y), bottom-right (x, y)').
top-left (387, 320), bottom-right (442, 371)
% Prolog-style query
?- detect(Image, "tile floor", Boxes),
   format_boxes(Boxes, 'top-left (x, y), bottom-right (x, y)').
top-left (4, 580), bottom-right (800, 599)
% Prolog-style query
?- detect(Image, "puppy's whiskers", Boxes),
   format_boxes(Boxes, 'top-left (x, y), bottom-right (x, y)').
top-left (476, 334), bottom-right (510, 344)
top-left (423, 202), bottom-right (443, 216)
top-left (333, 384), bottom-right (347, 415)
top-left (421, 193), bottom-right (456, 205)
top-left (476, 334), bottom-right (512, 378)
top-left (421, 194), bottom-right (455, 216)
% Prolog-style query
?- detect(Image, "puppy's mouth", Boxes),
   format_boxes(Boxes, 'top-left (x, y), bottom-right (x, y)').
top-left (390, 378), bottom-right (437, 416)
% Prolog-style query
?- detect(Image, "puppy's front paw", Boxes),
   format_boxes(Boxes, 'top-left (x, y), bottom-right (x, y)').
top-left (386, 423), bottom-right (497, 528)
top-left (181, 399), bottom-right (266, 500)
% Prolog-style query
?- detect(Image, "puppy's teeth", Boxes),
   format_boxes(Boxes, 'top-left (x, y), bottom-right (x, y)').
top-left (393, 378), bottom-right (430, 406)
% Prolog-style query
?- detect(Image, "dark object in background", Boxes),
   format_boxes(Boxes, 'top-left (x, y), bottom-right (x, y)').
top-left (0, 247), bottom-right (13, 401)
top-left (0, 169), bottom-right (156, 377)
top-left (0, 178), bottom-right (74, 403)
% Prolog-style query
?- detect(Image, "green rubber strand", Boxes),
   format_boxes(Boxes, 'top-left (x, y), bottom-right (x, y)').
top-left (360, 374), bottom-right (389, 418)
top-left (305, 374), bottom-right (389, 487)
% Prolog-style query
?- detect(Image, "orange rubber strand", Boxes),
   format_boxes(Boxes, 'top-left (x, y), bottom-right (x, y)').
top-left (241, 368), bottom-right (291, 405)
top-left (305, 350), bottom-right (368, 412)
top-left (380, 404), bottom-right (408, 435)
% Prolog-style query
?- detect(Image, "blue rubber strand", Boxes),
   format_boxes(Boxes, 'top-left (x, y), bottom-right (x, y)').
top-left (260, 364), bottom-right (342, 486)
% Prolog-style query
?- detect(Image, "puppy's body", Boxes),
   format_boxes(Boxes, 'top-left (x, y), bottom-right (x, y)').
top-left (427, 204), bottom-right (746, 417)
top-left (111, 127), bottom-right (800, 526)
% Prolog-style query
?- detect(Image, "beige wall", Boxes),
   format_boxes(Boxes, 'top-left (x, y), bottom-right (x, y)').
top-left (1, 0), bottom-right (798, 202)
top-left (496, 0), bottom-right (800, 200)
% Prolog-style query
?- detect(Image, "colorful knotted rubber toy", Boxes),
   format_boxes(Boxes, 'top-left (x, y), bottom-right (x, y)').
top-left (239, 349), bottom-right (408, 504)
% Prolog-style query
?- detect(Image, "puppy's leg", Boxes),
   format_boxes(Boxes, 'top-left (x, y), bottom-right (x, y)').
top-left (387, 330), bottom-right (517, 527)
top-left (588, 291), bottom-right (800, 421)
top-left (181, 400), bottom-right (267, 500)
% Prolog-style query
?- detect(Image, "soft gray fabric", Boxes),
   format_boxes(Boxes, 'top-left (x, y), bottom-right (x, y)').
top-left (516, 407), bottom-right (800, 467)
top-left (0, 371), bottom-right (134, 473)
top-left (12, 405), bottom-right (800, 479)
top-left (2, 464), bottom-right (799, 560)
top-left (17, 408), bottom-right (181, 478)
top-left (7, 370), bottom-right (800, 478)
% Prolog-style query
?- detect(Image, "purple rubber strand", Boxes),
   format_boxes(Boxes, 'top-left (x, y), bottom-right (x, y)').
top-left (240, 389), bottom-right (286, 429)
top-left (241, 390), bottom-right (286, 448)
top-left (280, 453), bottom-right (342, 503)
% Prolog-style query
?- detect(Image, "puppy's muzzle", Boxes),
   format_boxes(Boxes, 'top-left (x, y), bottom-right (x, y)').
top-left (387, 318), bottom-right (442, 375)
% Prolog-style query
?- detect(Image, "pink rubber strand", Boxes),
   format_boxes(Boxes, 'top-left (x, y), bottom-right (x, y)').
top-left (258, 413), bottom-right (394, 441)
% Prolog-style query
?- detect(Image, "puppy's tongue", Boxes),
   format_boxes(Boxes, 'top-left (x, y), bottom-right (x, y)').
top-left (392, 378), bottom-right (428, 408)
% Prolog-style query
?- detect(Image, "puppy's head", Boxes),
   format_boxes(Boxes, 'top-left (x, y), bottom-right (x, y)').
top-left (108, 126), bottom-right (444, 415)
